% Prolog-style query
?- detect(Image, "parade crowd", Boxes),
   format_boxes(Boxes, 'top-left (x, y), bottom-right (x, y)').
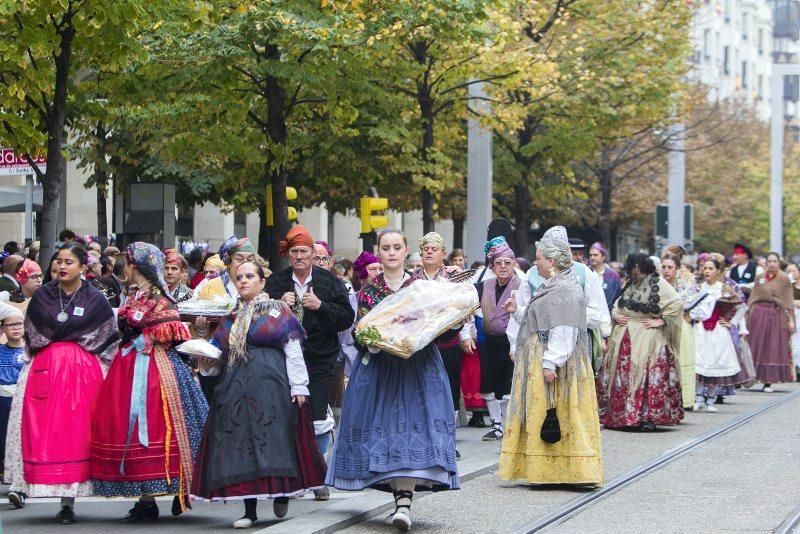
top-left (0, 225), bottom-right (797, 531)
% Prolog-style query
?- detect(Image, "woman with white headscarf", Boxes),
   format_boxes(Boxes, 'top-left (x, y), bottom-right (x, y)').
top-left (498, 233), bottom-right (603, 486)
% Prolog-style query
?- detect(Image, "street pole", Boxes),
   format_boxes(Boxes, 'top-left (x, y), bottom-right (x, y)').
top-left (770, 64), bottom-right (790, 256)
top-left (24, 174), bottom-right (34, 245)
top-left (667, 122), bottom-right (685, 251)
top-left (466, 81), bottom-right (493, 264)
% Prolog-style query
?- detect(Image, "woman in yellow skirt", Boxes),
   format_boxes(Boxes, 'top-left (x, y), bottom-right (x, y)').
top-left (499, 229), bottom-right (603, 487)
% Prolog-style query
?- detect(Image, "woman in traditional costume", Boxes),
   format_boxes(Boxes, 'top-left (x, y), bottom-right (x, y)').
top-left (498, 233), bottom-right (603, 487)
top-left (5, 244), bottom-right (119, 523)
top-left (326, 229), bottom-right (459, 531)
top-left (693, 256), bottom-right (748, 411)
top-left (597, 253), bottom-right (684, 431)
top-left (91, 242), bottom-right (208, 522)
top-left (747, 252), bottom-right (796, 390)
top-left (8, 259), bottom-right (43, 312)
top-left (661, 254), bottom-right (711, 410)
top-left (192, 260), bottom-right (324, 528)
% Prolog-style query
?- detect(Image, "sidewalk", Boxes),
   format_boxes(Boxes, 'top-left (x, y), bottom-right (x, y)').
top-left (257, 426), bottom-right (503, 534)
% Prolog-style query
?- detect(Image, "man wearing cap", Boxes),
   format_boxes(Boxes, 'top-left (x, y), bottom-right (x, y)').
top-left (267, 224), bottom-right (354, 498)
top-left (569, 237), bottom-right (586, 263)
top-left (474, 239), bottom-right (521, 441)
top-left (164, 249), bottom-right (192, 302)
top-left (728, 243), bottom-right (763, 296)
top-left (508, 227), bottom-right (612, 358)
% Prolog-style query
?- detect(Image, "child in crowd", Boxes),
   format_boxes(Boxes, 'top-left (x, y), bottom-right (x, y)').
top-left (0, 304), bottom-right (25, 484)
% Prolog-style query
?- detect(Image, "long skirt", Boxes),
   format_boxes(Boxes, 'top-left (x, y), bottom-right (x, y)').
top-left (192, 346), bottom-right (326, 500)
top-left (461, 348), bottom-right (485, 411)
top-left (792, 307), bottom-right (800, 370)
top-left (695, 323), bottom-right (746, 395)
top-left (597, 332), bottom-right (684, 429)
top-left (677, 320), bottom-right (696, 409)
top-left (325, 345), bottom-right (459, 493)
top-left (13, 342), bottom-right (104, 496)
top-left (91, 348), bottom-right (207, 497)
top-left (499, 335), bottom-right (603, 486)
top-left (748, 302), bottom-right (795, 383)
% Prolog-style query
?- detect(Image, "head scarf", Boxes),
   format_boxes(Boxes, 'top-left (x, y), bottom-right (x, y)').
top-left (204, 254), bottom-right (225, 272)
top-left (219, 236), bottom-right (256, 264)
top-left (419, 232), bottom-right (446, 254)
top-left (353, 251), bottom-right (381, 280)
top-left (126, 242), bottom-right (171, 300)
top-left (0, 301), bottom-right (23, 323)
top-left (484, 236), bottom-right (506, 254)
top-left (487, 241), bottom-right (515, 263)
top-left (590, 242), bottom-right (608, 257)
top-left (15, 259), bottom-right (42, 285)
top-left (279, 225), bottom-right (314, 256)
top-left (164, 248), bottom-right (182, 267)
top-left (542, 225), bottom-right (569, 243)
top-left (315, 240), bottom-right (333, 257)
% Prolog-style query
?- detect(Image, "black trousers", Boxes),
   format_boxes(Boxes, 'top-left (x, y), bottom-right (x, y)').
top-left (438, 343), bottom-right (463, 412)
top-left (478, 335), bottom-right (514, 400)
top-left (306, 354), bottom-right (337, 422)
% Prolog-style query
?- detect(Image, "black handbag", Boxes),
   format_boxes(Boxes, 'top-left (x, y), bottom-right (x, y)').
top-left (540, 382), bottom-right (561, 444)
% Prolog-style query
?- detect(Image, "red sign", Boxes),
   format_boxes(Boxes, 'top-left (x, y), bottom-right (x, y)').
top-left (0, 148), bottom-right (46, 176)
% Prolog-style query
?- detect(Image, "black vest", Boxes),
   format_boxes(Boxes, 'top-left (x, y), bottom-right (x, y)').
top-left (729, 261), bottom-right (756, 284)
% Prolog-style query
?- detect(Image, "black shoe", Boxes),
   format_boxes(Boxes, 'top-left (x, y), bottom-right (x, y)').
top-left (56, 506), bottom-right (76, 525)
top-left (455, 449), bottom-right (461, 460)
top-left (8, 491), bottom-right (26, 509)
top-left (467, 413), bottom-right (487, 428)
top-left (172, 495), bottom-right (187, 516)
top-left (715, 396), bottom-right (725, 405)
top-left (121, 501), bottom-right (159, 523)
top-left (641, 422), bottom-right (657, 432)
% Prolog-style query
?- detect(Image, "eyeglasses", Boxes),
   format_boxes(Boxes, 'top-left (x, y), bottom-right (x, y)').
top-left (313, 256), bottom-right (330, 263)
top-left (493, 260), bottom-right (513, 267)
top-left (2, 323), bottom-right (23, 329)
top-left (28, 274), bottom-right (43, 280)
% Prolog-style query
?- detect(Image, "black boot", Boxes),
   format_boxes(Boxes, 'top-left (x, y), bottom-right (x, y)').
top-left (468, 412), bottom-right (487, 428)
top-left (56, 506), bottom-right (76, 525)
top-left (121, 501), bottom-right (159, 523)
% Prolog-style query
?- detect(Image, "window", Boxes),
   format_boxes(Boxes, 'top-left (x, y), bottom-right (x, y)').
top-left (724, 0), bottom-right (731, 22)
top-left (723, 46), bottom-right (730, 75)
top-left (234, 212), bottom-right (247, 240)
top-left (742, 13), bottom-right (748, 40)
top-left (758, 74), bottom-right (763, 98)
top-left (758, 28), bottom-right (764, 55)
top-left (741, 61), bottom-right (747, 88)
top-left (703, 29), bottom-right (711, 60)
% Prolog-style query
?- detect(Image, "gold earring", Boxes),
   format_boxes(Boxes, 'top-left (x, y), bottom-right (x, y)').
top-left (548, 267), bottom-right (556, 277)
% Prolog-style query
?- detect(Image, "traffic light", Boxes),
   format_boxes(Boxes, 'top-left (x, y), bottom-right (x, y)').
top-left (265, 184), bottom-right (298, 226)
top-left (360, 196), bottom-right (389, 234)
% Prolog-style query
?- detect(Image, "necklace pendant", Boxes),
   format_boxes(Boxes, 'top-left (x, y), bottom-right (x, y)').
top-left (57, 311), bottom-right (69, 323)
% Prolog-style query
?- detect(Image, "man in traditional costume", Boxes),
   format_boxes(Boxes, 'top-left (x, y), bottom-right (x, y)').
top-left (164, 248), bottom-right (192, 302)
top-left (267, 225), bottom-right (354, 500)
top-left (728, 243), bottom-right (763, 297)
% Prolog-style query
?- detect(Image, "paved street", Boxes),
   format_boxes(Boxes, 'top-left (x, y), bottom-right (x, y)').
top-left (2, 383), bottom-right (799, 533)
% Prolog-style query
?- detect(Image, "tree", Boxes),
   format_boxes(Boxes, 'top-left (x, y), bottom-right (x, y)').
top-left (0, 0), bottom-right (164, 256)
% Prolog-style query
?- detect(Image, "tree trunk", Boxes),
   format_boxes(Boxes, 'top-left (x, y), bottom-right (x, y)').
top-left (513, 183), bottom-right (530, 258)
top-left (598, 167), bottom-right (613, 249)
top-left (94, 123), bottom-right (108, 246)
top-left (452, 216), bottom-right (464, 250)
top-left (40, 13), bottom-right (75, 258)
top-left (264, 44), bottom-right (289, 271)
top-left (414, 40), bottom-right (436, 234)
top-left (258, 206), bottom-right (271, 259)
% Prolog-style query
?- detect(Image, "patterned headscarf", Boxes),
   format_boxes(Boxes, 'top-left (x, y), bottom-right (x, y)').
top-left (542, 225), bottom-right (569, 242)
top-left (15, 259), bottom-right (42, 285)
top-left (164, 248), bottom-right (182, 267)
top-left (279, 225), bottom-right (314, 256)
top-left (219, 236), bottom-right (255, 265)
top-left (484, 236), bottom-right (506, 254)
top-left (487, 241), bottom-right (515, 263)
top-left (126, 242), bottom-right (171, 300)
top-left (315, 240), bottom-right (333, 256)
top-left (353, 251), bottom-right (381, 280)
top-left (419, 232), bottom-right (446, 254)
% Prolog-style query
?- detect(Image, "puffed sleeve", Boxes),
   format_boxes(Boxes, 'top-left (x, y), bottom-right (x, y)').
top-left (542, 326), bottom-right (580, 370)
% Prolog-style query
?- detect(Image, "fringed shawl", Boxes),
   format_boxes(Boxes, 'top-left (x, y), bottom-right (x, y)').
top-left (117, 290), bottom-right (191, 354)
top-left (214, 293), bottom-right (306, 368)
top-left (749, 271), bottom-right (794, 318)
top-left (25, 280), bottom-right (120, 362)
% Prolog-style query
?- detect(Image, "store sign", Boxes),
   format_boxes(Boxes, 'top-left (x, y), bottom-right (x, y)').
top-left (0, 147), bottom-right (46, 176)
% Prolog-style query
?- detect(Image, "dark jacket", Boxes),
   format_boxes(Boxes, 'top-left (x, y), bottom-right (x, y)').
top-left (267, 266), bottom-right (354, 361)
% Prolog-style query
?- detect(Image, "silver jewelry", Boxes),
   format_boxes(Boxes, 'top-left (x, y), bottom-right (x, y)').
top-left (58, 285), bottom-right (81, 323)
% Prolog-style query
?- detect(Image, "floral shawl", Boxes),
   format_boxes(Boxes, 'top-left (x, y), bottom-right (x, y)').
top-left (356, 272), bottom-right (419, 319)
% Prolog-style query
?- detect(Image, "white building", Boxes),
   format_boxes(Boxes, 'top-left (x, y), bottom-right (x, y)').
top-left (769, 0), bottom-right (800, 127)
top-left (689, 0), bottom-right (774, 119)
